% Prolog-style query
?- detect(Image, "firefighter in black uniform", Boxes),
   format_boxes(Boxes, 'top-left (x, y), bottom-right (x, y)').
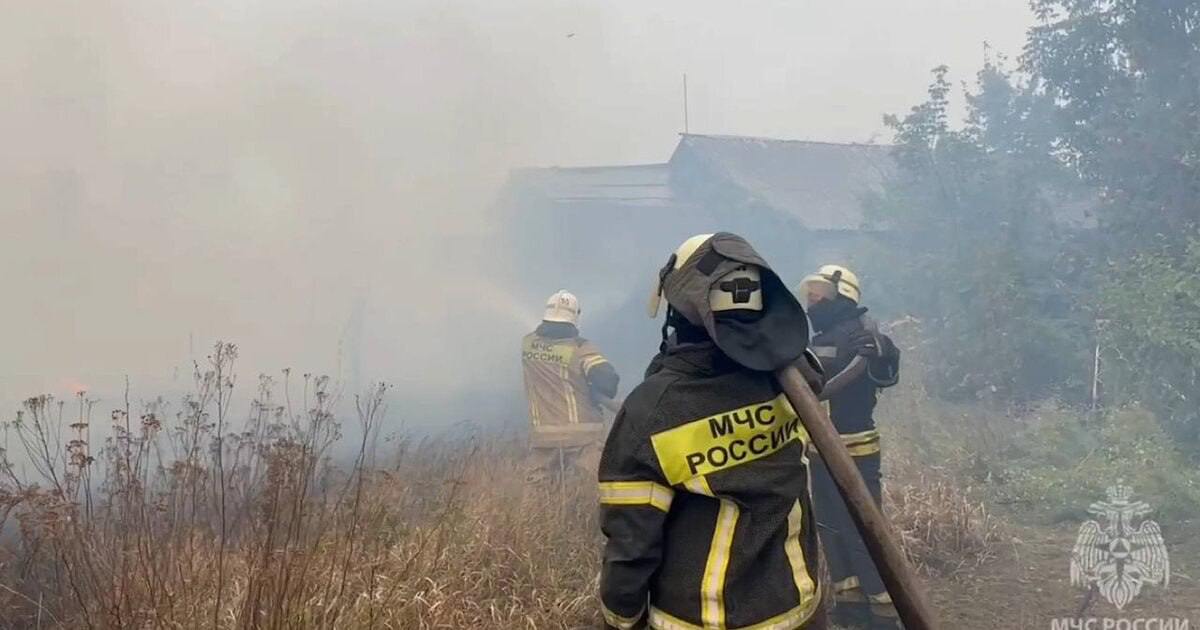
top-left (598, 233), bottom-right (827, 630)
top-left (798, 265), bottom-right (900, 630)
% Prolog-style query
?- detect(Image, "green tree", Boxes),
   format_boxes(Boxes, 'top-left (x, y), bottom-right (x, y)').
top-left (1024, 0), bottom-right (1200, 245)
top-left (869, 63), bottom-right (1092, 403)
top-left (1024, 0), bottom-right (1200, 446)
top-left (1100, 239), bottom-right (1200, 444)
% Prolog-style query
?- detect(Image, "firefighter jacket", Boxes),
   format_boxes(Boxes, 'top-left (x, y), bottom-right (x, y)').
top-left (807, 298), bottom-right (899, 457)
top-left (598, 340), bottom-right (822, 630)
top-left (521, 322), bottom-right (618, 448)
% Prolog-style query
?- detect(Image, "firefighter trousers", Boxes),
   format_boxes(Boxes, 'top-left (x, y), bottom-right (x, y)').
top-left (811, 452), bottom-right (899, 627)
top-left (525, 443), bottom-right (601, 483)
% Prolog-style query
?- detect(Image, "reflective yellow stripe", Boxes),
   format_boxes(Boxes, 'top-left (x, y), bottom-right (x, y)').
top-left (784, 500), bottom-right (817, 613)
top-left (598, 481), bottom-right (674, 512)
top-left (840, 429), bottom-right (880, 446)
top-left (845, 441), bottom-right (881, 457)
top-left (563, 364), bottom-right (579, 424)
top-left (648, 607), bottom-right (701, 630)
top-left (602, 601), bottom-right (645, 629)
top-left (869, 591), bottom-right (893, 605)
top-left (529, 395), bottom-right (541, 427)
top-left (581, 355), bottom-right (609, 372)
top-left (672, 477), bottom-right (819, 630)
top-left (684, 475), bottom-right (714, 497)
top-left (834, 576), bottom-right (861, 593)
top-left (700, 498), bottom-right (739, 628)
top-left (649, 598), bottom-right (819, 630)
top-left (818, 429), bottom-right (879, 457)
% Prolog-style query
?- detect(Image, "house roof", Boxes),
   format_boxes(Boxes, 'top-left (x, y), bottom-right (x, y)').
top-left (506, 163), bottom-right (674, 207)
top-left (669, 134), bottom-right (896, 231)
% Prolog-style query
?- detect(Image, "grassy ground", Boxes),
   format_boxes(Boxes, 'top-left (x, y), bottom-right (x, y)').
top-left (925, 523), bottom-right (1200, 629)
top-left (1, 342), bottom-right (1197, 629)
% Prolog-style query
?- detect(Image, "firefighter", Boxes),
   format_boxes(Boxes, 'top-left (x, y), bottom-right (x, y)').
top-left (521, 290), bottom-right (619, 482)
top-left (797, 265), bottom-right (901, 630)
top-left (599, 233), bottom-right (827, 630)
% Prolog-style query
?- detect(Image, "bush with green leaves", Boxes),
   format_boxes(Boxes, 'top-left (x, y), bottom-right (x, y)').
top-left (1099, 238), bottom-right (1200, 445)
top-left (996, 404), bottom-right (1200, 525)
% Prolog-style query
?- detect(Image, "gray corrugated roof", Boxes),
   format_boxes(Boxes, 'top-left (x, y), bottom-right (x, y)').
top-left (507, 163), bottom-right (674, 207)
top-left (670, 134), bottom-right (895, 230)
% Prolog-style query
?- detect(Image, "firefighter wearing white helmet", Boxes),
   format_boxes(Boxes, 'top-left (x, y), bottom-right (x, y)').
top-left (798, 264), bottom-right (861, 304)
top-left (797, 265), bottom-right (901, 630)
top-left (599, 233), bottom-right (828, 630)
top-left (521, 290), bottom-right (619, 483)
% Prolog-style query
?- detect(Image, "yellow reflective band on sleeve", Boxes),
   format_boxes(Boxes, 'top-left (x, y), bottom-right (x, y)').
top-left (598, 481), bottom-right (675, 512)
top-left (650, 394), bottom-right (808, 485)
top-left (784, 500), bottom-right (818, 614)
top-left (845, 441), bottom-right (881, 457)
top-left (581, 355), bottom-right (609, 373)
top-left (840, 429), bottom-right (880, 446)
top-left (841, 429), bottom-right (880, 457)
top-left (700, 498), bottom-right (739, 628)
top-left (602, 602), bottom-right (645, 630)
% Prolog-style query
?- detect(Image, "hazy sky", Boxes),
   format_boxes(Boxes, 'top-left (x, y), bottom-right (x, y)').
top-left (0, 0), bottom-right (1033, 415)
top-left (511, 0), bottom-right (1033, 164)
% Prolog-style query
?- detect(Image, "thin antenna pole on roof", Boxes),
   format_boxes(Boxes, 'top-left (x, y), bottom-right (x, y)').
top-left (682, 73), bottom-right (689, 134)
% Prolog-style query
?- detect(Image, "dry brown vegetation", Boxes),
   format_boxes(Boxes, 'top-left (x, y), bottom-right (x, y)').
top-left (884, 471), bottom-right (1002, 578)
top-left (0, 343), bottom-right (600, 629)
top-left (1, 342), bottom-right (1004, 629)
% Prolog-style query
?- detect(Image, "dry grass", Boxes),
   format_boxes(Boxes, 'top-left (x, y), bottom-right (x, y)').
top-left (0, 341), bottom-right (1005, 629)
top-left (0, 343), bottom-right (602, 630)
top-left (884, 472), bottom-right (1003, 577)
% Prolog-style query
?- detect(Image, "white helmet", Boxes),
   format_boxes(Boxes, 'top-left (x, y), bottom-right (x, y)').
top-left (646, 232), bottom-right (808, 371)
top-left (649, 234), bottom-right (763, 317)
top-left (542, 290), bottom-right (580, 325)
top-left (710, 264), bottom-right (763, 312)
top-left (797, 264), bottom-right (861, 305)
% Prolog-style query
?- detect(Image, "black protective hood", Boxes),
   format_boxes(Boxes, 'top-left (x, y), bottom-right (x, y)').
top-left (655, 232), bottom-right (809, 371)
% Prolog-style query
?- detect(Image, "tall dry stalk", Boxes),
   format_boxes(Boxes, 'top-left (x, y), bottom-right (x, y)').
top-left (0, 342), bottom-right (609, 629)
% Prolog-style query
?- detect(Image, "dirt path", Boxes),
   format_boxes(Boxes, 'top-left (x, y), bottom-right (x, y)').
top-left (926, 522), bottom-right (1200, 629)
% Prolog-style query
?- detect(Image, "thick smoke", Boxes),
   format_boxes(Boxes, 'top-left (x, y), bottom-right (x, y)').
top-left (0, 1), bottom-right (611, 424)
top-left (0, 1), bottom-right (1031, 427)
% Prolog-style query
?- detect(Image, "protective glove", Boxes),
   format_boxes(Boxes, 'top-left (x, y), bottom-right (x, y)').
top-left (864, 332), bottom-right (900, 388)
top-left (849, 329), bottom-right (881, 358)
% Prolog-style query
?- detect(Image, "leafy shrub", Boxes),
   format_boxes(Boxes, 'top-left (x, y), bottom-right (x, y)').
top-left (997, 405), bottom-right (1200, 525)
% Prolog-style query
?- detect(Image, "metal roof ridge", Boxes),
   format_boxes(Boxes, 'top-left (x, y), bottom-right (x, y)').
top-left (510, 162), bottom-right (668, 174)
top-left (679, 133), bottom-right (894, 149)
